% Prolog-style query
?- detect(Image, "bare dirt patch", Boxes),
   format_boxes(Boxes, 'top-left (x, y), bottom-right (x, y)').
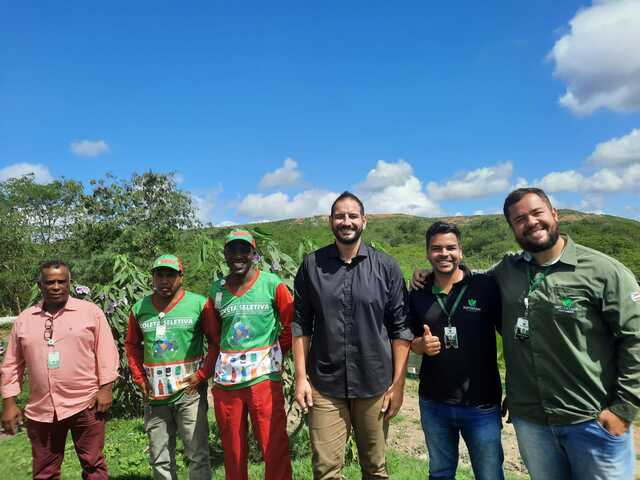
top-left (391, 380), bottom-right (640, 479)
top-left (388, 381), bottom-right (528, 476)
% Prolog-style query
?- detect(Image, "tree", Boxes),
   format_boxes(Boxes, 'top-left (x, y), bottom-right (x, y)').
top-left (0, 175), bottom-right (84, 245)
top-left (80, 172), bottom-right (198, 261)
top-left (0, 175), bottom-right (84, 314)
top-left (73, 171), bottom-right (199, 288)
top-left (0, 197), bottom-right (37, 314)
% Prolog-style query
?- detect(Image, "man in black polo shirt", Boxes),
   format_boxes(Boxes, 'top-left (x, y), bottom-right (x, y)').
top-left (292, 191), bottom-right (413, 480)
top-left (409, 221), bottom-right (503, 480)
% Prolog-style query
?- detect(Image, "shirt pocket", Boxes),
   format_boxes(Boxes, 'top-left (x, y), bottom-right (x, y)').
top-left (549, 286), bottom-right (593, 340)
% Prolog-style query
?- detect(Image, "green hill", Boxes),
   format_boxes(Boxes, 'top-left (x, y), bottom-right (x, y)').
top-left (176, 210), bottom-right (640, 295)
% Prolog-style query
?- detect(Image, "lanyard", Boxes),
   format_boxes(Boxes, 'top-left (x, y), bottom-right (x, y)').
top-left (435, 284), bottom-right (468, 327)
top-left (526, 264), bottom-right (552, 295)
top-left (523, 264), bottom-right (553, 314)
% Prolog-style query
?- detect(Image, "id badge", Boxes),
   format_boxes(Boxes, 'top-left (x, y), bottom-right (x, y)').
top-left (215, 291), bottom-right (223, 309)
top-left (48, 351), bottom-right (61, 369)
top-left (444, 326), bottom-right (459, 349)
top-left (155, 323), bottom-right (167, 340)
top-left (515, 317), bottom-right (529, 340)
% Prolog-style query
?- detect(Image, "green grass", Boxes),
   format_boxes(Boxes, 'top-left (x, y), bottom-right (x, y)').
top-left (0, 416), bottom-right (526, 479)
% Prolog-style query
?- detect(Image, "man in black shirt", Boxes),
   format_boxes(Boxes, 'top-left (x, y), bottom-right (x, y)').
top-left (409, 221), bottom-right (503, 480)
top-left (292, 191), bottom-right (413, 480)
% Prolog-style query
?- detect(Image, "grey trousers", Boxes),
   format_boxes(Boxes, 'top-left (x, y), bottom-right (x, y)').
top-left (143, 388), bottom-right (211, 480)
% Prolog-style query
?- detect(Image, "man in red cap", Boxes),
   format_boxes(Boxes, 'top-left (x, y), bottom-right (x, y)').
top-left (209, 229), bottom-right (293, 480)
top-left (125, 254), bottom-right (217, 480)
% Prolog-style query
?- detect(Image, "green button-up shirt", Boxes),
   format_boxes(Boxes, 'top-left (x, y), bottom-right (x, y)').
top-left (494, 235), bottom-right (640, 425)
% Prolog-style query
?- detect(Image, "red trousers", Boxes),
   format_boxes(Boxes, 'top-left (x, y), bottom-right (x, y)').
top-left (25, 407), bottom-right (108, 480)
top-left (212, 379), bottom-right (292, 480)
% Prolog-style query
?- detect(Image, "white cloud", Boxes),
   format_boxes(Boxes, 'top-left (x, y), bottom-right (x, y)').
top-left (588, 128), bottom-right (640, 167)
top-left (584, 168), bottom-right (625, 192)
top-left (358, 159), bottom-right (414, 191)
top-left (548, 0), bottom-right (640, 115)
top-left (356, 160), bottom-right (442, 216)
top-left (512, 177), bottom-right (529, 190)
top-left (237, 189), bottom-right (338, 221)
top-left (190, 187), bottom-right (222, 224)
top-left (0, 162), bottom-right (54, 183)
top-left (259, 158), bottom-right (303, 189)
top-left (191, 194), bottom-right (216, 224)
top-left (536, 164), bottom-right (640, 194)
top-left (547, 194), bottom-right (563, 209)
top-left (237, 159), bottom-right (444, 221)
top-left (537, 170), bottom-right (585, 192)
top-left (624, 163), bottom-right (640, 191)
top-left (70, 139), bottom-right (109, 157)
top-left (426, 162), bottom-right (513, 200)
top-left (364, 176), bottom-right (442, 216)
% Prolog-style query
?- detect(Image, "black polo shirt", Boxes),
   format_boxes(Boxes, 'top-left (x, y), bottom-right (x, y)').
top-left (293, 242), bottom-right (413, 399)
top-left (408, 265), bottom-right (502, 406)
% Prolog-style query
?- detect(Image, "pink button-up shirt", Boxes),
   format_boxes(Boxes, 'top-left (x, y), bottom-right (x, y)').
top-left (0, 297), bottom-right (119, 422)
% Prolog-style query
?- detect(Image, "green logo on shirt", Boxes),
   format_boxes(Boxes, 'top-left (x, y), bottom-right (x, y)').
top-left (463, 298), bottom-right (481, 312)
top-left (556, 297), bottom-right (577, 314)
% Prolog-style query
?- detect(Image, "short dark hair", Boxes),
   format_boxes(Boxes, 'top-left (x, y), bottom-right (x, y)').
top-left (330, 191), bottom-right (365, 217)
top-left (503, 187), bottom-right (553, 224)
top-left (39, 260), bottom-right (70, 280)
top-left (426, 221), bottom-right (461, 248)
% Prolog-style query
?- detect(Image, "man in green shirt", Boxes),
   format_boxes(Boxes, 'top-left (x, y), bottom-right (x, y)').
top-left (125, 254), bottom-right (217, 480)
top-left (497, 187), bottom-right (640, 479)
top-left (412, 187), bottom-right (640, 479)
top-left (209, 230), bottom-right (293, 480)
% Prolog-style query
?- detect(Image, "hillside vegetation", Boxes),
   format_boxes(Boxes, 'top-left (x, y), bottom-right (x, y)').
top-left (2, 172), bottom-right (639, 315)
top-left (176, 211), bottom-right (640, 296)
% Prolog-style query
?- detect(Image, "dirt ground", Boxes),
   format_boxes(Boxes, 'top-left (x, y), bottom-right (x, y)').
top-left (388, 381), bottom-right (528, 476)
top-left (390, 381), bottom-right (640, 479)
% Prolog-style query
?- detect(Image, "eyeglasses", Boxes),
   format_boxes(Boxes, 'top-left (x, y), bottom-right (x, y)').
top-left (44, 317), bottom-right (53, 343)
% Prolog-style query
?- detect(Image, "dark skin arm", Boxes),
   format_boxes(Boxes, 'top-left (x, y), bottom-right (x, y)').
top-left (1, 397), bottom-right (22, 434)
top-left (93, 382), bottom-right (114, 412)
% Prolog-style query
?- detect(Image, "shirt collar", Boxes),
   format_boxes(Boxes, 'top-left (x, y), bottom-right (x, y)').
top-left (33, 296), bottom-right (82, 314)
top-left (328, 241), bottom-right (369, 259)
top-left (430, 264), bottom-right (471, 295)
top-left (519, 234), bottom-right (577, 267)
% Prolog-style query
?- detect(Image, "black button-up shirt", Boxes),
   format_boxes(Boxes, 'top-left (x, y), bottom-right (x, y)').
top-left (293, 242), bottom-right (413, 399)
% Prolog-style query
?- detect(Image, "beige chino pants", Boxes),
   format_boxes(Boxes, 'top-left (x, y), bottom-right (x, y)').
top-left (308, 386), bottom-right (389, 480)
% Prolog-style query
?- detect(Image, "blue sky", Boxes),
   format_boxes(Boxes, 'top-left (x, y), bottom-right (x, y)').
top-left (2, 1), bottom-right (640, 225)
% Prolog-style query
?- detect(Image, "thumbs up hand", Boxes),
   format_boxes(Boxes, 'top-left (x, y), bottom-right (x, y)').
top-left (422, 324), bottom-right (441, 357)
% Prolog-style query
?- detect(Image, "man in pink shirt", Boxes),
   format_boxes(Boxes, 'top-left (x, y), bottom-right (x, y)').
top-left (1, 260), bottom-right (119, 479)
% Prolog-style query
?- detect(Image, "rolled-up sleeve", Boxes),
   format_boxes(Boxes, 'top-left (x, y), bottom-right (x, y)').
top-left (0, 321), bottom-right (24, 399)
top-left (94, 306), bottom-right (119, 386)
top-left (292, 261), bottom-right (314, 337)
top-left (384, 260), bottom-right (413, 342)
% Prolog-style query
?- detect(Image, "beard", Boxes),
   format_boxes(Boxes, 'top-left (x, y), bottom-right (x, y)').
top-left (516, 222), bottom-right (560, 253)
top-left (332, 225), bottom-right (364, 245)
